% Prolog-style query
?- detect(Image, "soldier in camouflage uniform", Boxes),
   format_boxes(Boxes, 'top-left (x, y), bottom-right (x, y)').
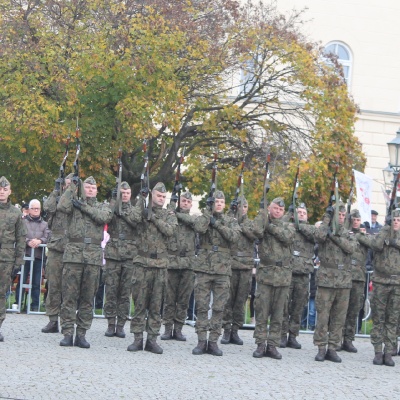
top-left (252, 197), bottom-right (295, 360)
top-left (301, 203), bottom-right (356, 363)
top-left (127, 182), bottom-right (177, 355)
top-left (57, 176), bottom-right (112, 348)
top-left (103, 182), bottom-right (141, 338)
top-left (192, 190), bottom-right (240, 356)
top-left (41, 173), bottom-right (73, 333)
top-left (221, 196), bottom-right (257, 346)
top-left (280, 204), bottom-right (315, 350)
top-left (357, 210), bottom-right (400, 367)
top-left (341, 209), bottom-right (368, 353)
top-left (161, 191), bottom-right (196, 342)
top-left (0, 177), bottom-right (26, 342)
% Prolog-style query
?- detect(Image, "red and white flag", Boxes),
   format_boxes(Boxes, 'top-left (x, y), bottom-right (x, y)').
top-left (353, 169), bottom-right (372, 225)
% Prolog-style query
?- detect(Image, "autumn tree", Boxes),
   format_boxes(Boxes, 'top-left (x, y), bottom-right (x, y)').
top-left (0, 0), bottom-right (365, 219)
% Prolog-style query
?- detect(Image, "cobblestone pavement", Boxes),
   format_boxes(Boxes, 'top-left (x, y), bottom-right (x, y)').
top-left (0, 313), bottom-right (399, 400)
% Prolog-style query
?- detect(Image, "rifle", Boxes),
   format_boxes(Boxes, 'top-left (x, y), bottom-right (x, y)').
top-left (345, 171), bottom-right (355, 230)
top-left (58, 135), bottom-right (71, 195)
top-left (116, 148), bottom-right (122, 215)
top-left (172, 147), bottom-right (185, 211)
top-left (387, 169), bottom-right (399, 225)
top-left (207, 152), bottom-right (218, 211)
top-left (328, 163), bottom-right (339, 235)
top-left (73, 118), bottom-right (81, 199)
top-left (292, 164), bottom-right (300, 230)
top-left (232, 157), bottom-right (245, 219)
top-left (140, 140), bottom-right (151, 220)
top-left (261, 149), bottom-right (271, 228)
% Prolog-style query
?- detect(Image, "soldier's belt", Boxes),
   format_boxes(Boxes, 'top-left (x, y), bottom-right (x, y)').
top-left (260, 257), bottom-right (283, 267)
top-left (0, 243), bottom-right (15, 249)
top-left (138, 250), bottom-right (167, 259)
top-left (168, 250), bottom-right (188, 257)
top-left (69, 237), bottom-right (102, 245)
top-left (202, 245), bottom-right (230, 254)
top-left (51, 229), bottom-right (66, 235)
top-left (231, 251), bottom-right (253, 257)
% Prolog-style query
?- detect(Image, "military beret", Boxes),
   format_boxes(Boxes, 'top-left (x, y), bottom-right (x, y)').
top-left (350, 209), bottom-right (361, 218)
top-left (371, 210), bottom-right (378, 215)
top-left (297, 202), bottom-right (307, 210)
top-left (84, 176), bottom-right (97, 185)
top-left (65, 173), bottom-right (74, 180)
top-left (153, 182), bottom-right (166, 193)
top-left (120, 181), bottom-right (131, 190)
top-left (237, 195), bottom-right (248, 205)
top-left (215, 190), bottom-right (225, 199)
top-left (337, 202), bottom-right (346, 213)
top-left (0, 176), bottom-right (10, 187)
top-left (272, 197), bottom-right (285, 207)
top-left (181, 191), bottom-right (192, 200)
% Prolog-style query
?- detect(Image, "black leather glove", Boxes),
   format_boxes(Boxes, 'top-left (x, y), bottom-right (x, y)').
top-left (140, 187), bottom-right (149, 198)
top-left (230, 199), bottom-right (238, 213)
top-left (210, 216), bottom-right (216, 226)
top-left (364, 221), bottom-right (370, 229)
top-left (206, 196), bottom-right (215, 209)
top-left (170, 193), bottom-right (179, 203)
top-left (72, 199), bottom-right (84, 209)
top-left (385, 215), bottom-right (392, 226)
top-left (111, 186), bottom-right (118, 200)
top-left (288, 204), bottom-right (295, 214)
top-left (72, 175), bottom-right (80, 186)
top-left (325, 206), bottom-right (334, 217)
top-left (366, 264), bottom-right (373, 273)
top-left (54, 178), bottom-right (63, 192)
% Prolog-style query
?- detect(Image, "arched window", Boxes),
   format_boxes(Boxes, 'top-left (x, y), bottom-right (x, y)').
top-left (324, 42), bottom-right (352, 87)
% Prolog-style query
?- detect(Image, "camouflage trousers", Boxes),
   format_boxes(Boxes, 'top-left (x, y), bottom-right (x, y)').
top-left (222, 269), bottom-right (252, 331)
top-left (0, 263), bottom-right (12, 328)
top-left (60, 262), bottom-right (100, 336)
top-left (103, 259), bottom-right (134, 325)
top-left (253, 281), bottom-right (289, 347)
top-left (194, 272), bottom-right (230, 342)
top-left (45, 249), bottom-right (64, 322)
top-left (130, 265), bottom-right (166, 338)
top-left (162, 268), bottom-right (195, 329)
top-left (343, 280), bottom-right (365, 342)
top-left (313, 286), bottom-right (350, 349)
top-left (370, 282), bottom-right (400, 353)
top-left (281, 273), bottom-right (310, 337)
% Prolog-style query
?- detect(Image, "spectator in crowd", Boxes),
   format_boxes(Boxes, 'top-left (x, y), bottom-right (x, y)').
top-left (21, 203), bottom-right (29, 219)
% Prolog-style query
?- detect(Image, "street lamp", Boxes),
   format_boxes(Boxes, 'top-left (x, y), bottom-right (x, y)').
top-left (382, 163), bottom-right (394, 193)
top-left (387, 127), bottom-right (400, 171)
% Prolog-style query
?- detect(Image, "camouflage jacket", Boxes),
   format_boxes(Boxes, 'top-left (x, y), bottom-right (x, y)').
top-left (194, 209), bottom-right (241, 276)
top-left (308, 219), bottom-right (356, 289)
top-left (57, 183), bottom-right (113, 266)
top-left (0, 200), bottom-right (26, 266)
top-left (24, 215), bottom-right (50, 260)
top-left (291, 221), bottom-right (315, 275)
top-left (230, 214), bottom-right (258, 270)
top-left (43, 190), bottom-right (69, 253)
top-left (167, 207), bottom-right (197, 270)
top-left (357, 225), bottom-right (400, 285)
top-left (347, 227), bottom-right (368, 282)
top-left (133, 201), bottom-right (178, 269)
top-left (104, 199), bottom-right (142, 262)
top-left (252, 212), bottom-right (296, 287)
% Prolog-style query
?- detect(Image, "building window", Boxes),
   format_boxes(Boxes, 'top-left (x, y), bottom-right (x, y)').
top-left (324, 42), bottom-right (352, 87)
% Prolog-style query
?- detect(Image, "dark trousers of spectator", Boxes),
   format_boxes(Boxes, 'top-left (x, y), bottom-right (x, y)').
top-left (16, 259), bottom-right (43, 310)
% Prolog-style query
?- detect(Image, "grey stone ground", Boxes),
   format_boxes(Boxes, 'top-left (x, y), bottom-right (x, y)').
top-left (0, 313), bottom-right (399, 400)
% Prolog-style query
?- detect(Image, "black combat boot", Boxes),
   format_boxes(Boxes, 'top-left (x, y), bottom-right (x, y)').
top-left (391, 348), bottom-right (397, 356)
top-left (230, 330), bottom-right (243, 345)
top-left (279, 335), bottom-right (288, 348)
top-left (342, 340), bottom-right (357, 353)
top-left (207, 341), bottom-right (223, 356)
top-left (74, 334), bottom-right (90, 349)
top-left (127, 334), bottom-right (143, 352)
top-left (41, 320), bottom-right (59, 333)
top-left (105, 324), bottom-right (116, 337)
top-left (115, 325), bottom-right (126, 339)
top-left (265, 344), bottom-right (282, 360)
top-left (287, 334), bottom-right (301, 349)
top-left (220, 329), bottom-right (231, 344)
top-left (0, 331), bottom-right (4, 342)
top-left (373, 352), bottom-right (383, 365)
top-left (398, 346), bottom-right (400, 356)
top-left (173, 328), bottom-right (186, 341)
top-left (325, 349), bottom-right (341, 363)
top-left (192, 340), bottom-right (207, 355)
top-left (315, 346), bottom-right (326, 362)
top-left (144, 339), bottom-right (163, 354)
top-left (60, 335), bottom-right (73, 347)
top-left (253, 342), bottom-right (266, 358)
top-left (384, 352), bottom-right (395, 367)
top-left (160, 325), bottom-right (173, 340)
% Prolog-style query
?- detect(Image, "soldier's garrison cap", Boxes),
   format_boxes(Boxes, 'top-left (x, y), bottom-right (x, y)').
top-left (238, 195), bottom-right (248, 205)
top-left (272, 197), bottom-right (285, 207)
top-left (215, 190), bottom-right (225, 199)
top-left (393, 209), bottom-right (400, 218)
top-left (0, 176), bottom-right (10, 187)
top-left (350, 209), bottom-right (361, 218)
top-left (297, 202), bottom-right (307, 210)
top-left (84, 176), bottom-right (97, 185)
top-left (120, 181), bottom-right (131, 190)
top-left (182, 191), bottom-right (192, 200)
top-left (65, 173), bottom-right (74, 180)
top-left (153, 182), bottom-right (167, 193)
top-left (338, 202), bottom-right (346, 213)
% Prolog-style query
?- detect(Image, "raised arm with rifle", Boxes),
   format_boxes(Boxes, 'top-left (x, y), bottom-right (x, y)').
top-left (140, 139), bottom-right (151, 220)
top-left (260, 149), bottom-right (271, 229)
top-left (230, 157), bottom-right (245, 219)
top-left (115, 148), bottom-right (123, 215)
top-left (55, 135), bottom-right (71, 195)
top-left (171, 147), bottom-right (185, 211)
top-left (386, 169), bottom-right (399, 227)
top-left (327, 163), bottom-right (339, 235)
top-left (291, 164), bottom-right (300, 230)
top-left (345, 171), bottom-right (355, 230)
top-left (72, 119), bottom-right (82, 199)
top-left (206, 152), bottom-right (218, 212)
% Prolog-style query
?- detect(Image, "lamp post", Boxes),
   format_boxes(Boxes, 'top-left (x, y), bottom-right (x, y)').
top-left (386, 127), bottom-right (400, 212)
top-left (382, 163), bottom-right (394, 194)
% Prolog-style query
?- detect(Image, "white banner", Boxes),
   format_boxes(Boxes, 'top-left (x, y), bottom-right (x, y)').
top-left (353, 169), bottom-right (372, 225)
